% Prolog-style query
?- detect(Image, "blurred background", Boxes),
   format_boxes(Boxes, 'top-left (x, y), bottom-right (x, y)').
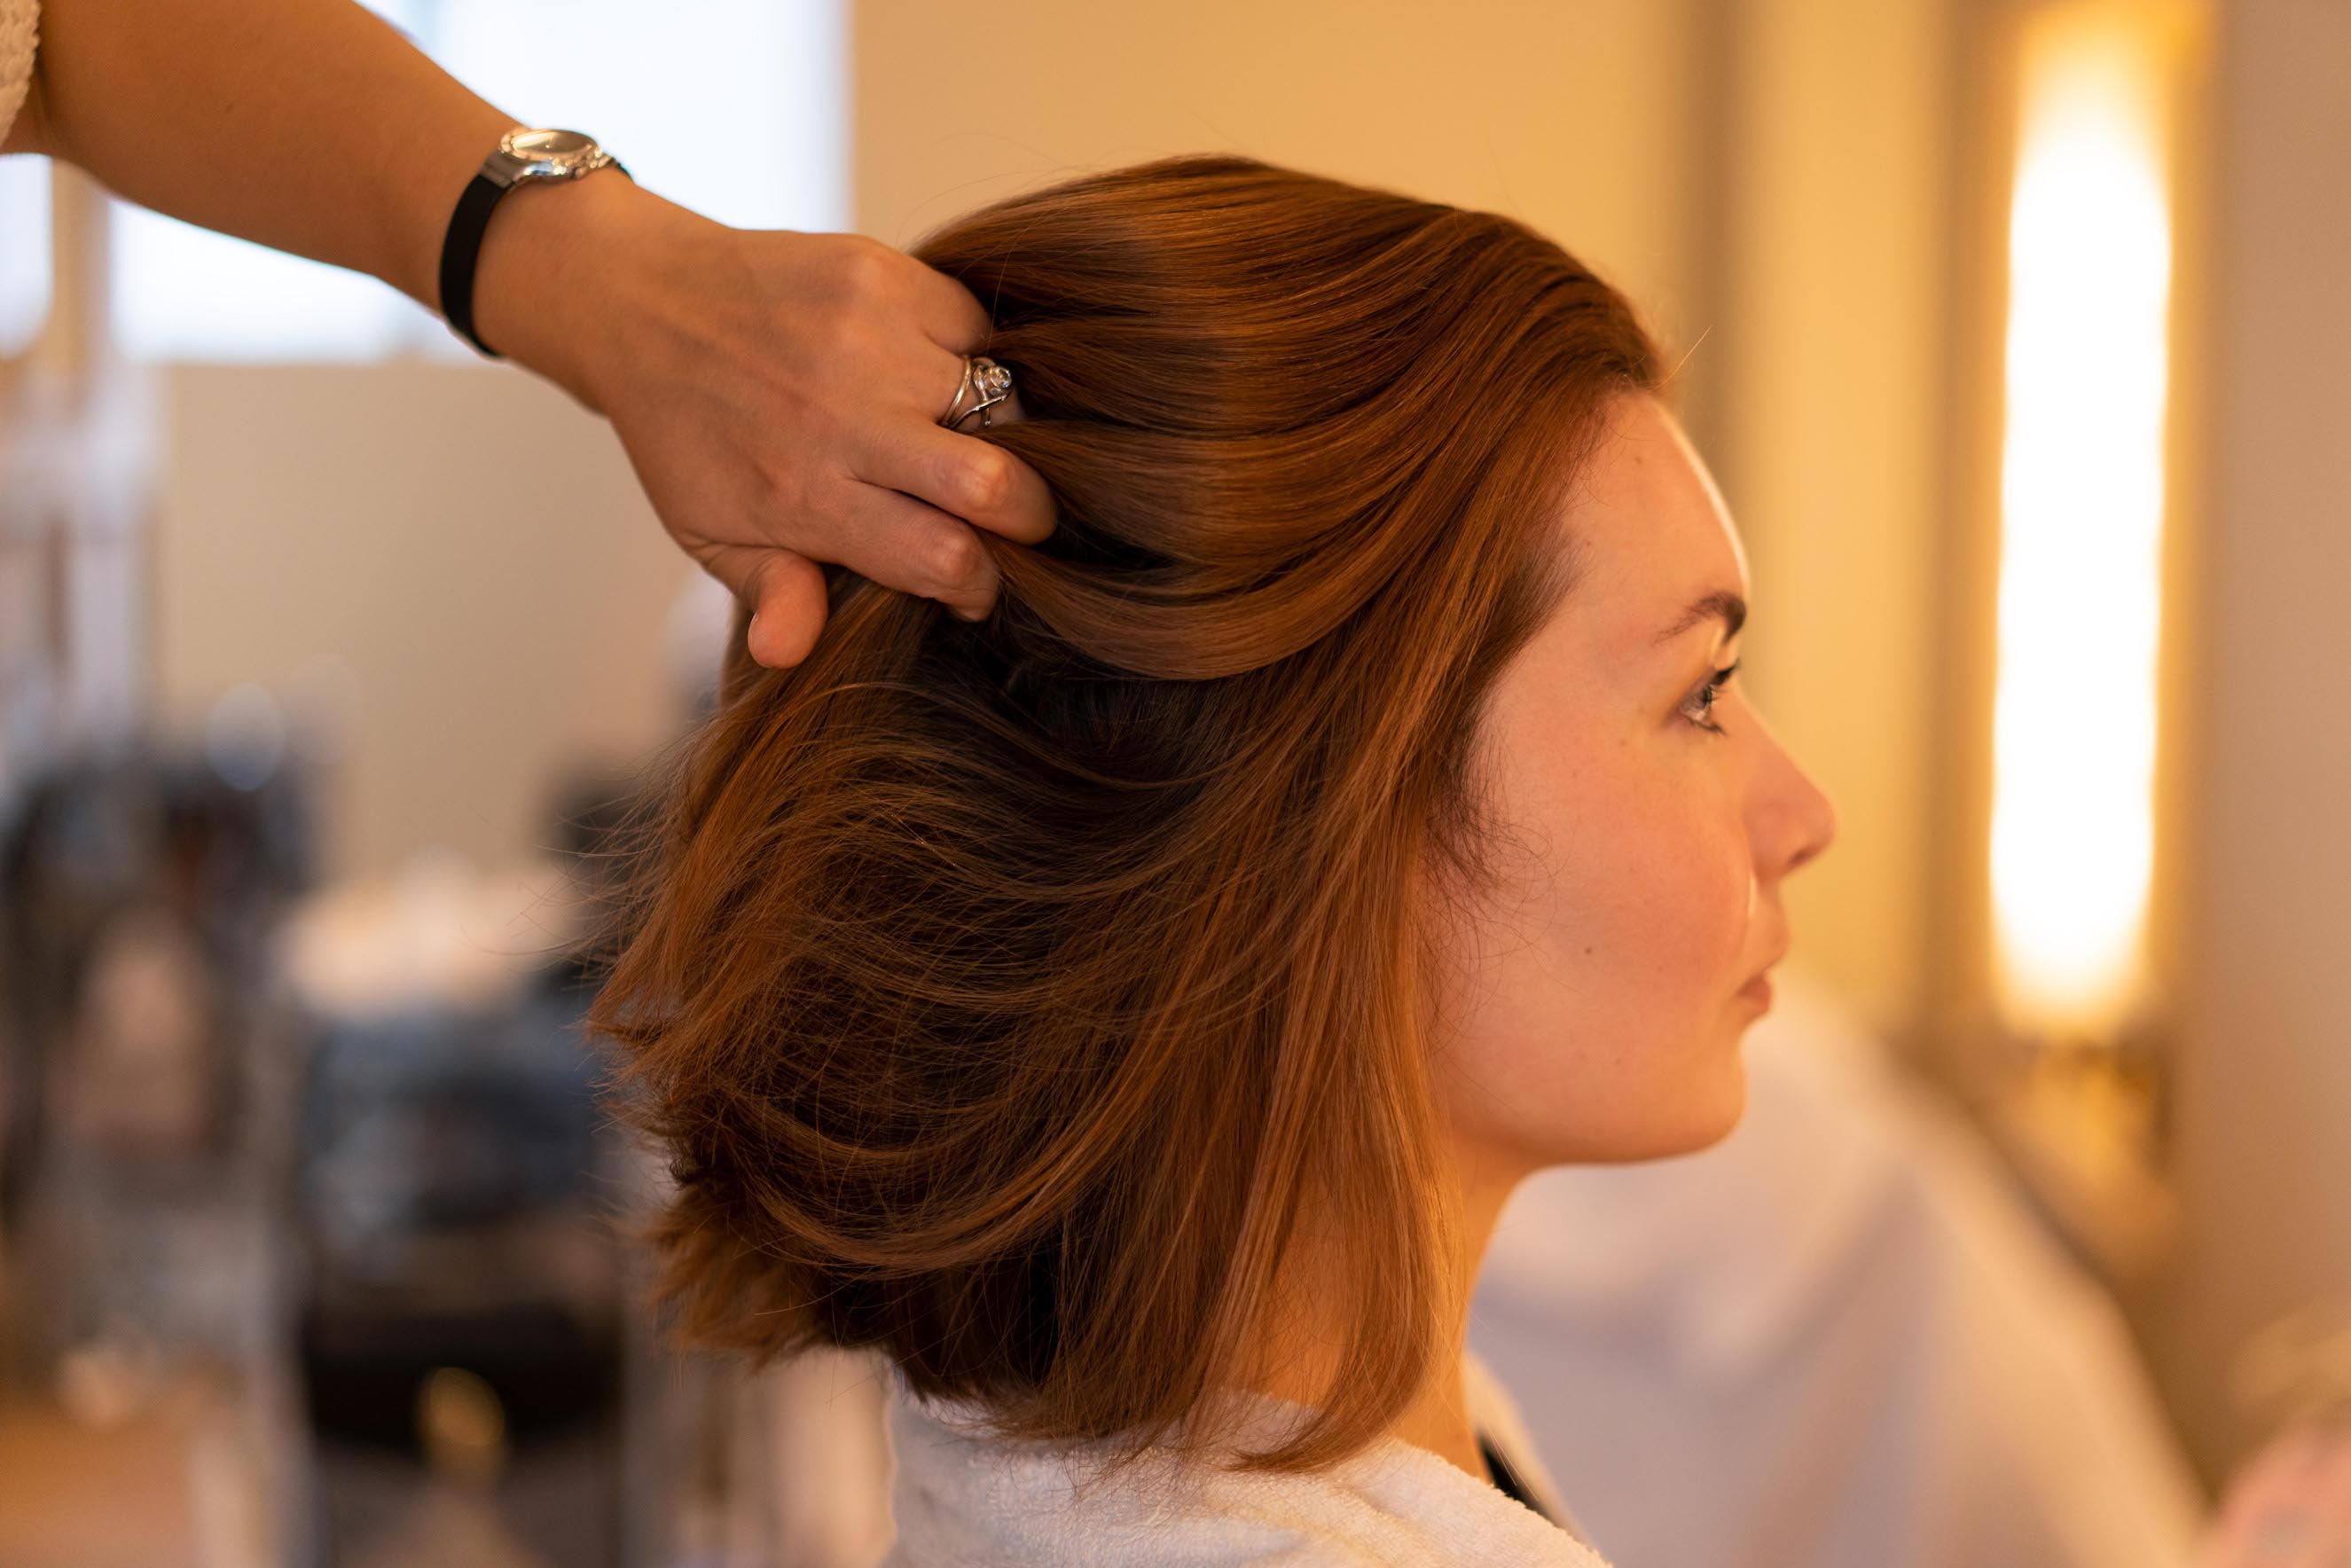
top-left (1, 0), bottom-right (2347, 1564)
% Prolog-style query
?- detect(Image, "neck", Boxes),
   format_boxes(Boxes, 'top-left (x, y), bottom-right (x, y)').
top-left (1257, 1143), bottom-right (1524, 1482)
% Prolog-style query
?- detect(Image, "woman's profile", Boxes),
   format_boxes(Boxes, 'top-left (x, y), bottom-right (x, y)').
top-left (584, 153), bottom-right (1838, 1565)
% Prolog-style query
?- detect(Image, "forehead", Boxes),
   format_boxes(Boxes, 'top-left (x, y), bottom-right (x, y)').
top-left (1552, 396), bottom-right (1751, 664)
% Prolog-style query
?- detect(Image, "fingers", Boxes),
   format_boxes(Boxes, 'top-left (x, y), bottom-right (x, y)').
top-left (839, 246), bottom-right (1061, 545)
top-left (821, 482), bottom-right (1002, 622)
top-left (636, 231), bottom-right (1059, 670)
top-left (917, 345), bottom-right (968, 427)
top-left (856, 310), bottom-right (1060, 545)
top-left (863, 380), bottom-right (1058, 545)
top-left (901, 255), bottom-right (994, 353)
top-left (699, 478), bottom-right (1002, 656)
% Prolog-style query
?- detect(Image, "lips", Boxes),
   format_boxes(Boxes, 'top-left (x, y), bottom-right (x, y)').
top-left (1739, 944), bottom-right (1789, 998)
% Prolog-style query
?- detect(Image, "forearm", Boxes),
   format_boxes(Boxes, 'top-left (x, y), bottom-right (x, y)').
top-left (4, 0), bottom-right (1054, 667)
top-left (31, 0), bottom-right (516, 308)
top-left (20, 0), bottom-right (697, 397)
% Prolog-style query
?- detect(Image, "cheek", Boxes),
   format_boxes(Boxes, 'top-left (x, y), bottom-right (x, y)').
top-left (1550, 780), bottom-right (1751, 999)
top-left (1430, 750), bottom-right (1755, 1167)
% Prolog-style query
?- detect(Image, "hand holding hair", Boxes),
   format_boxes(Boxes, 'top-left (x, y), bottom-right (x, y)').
top-left (483, 177), bottom-right (1054, 669)
top-left (0, 0), bottom-right (1057, 671)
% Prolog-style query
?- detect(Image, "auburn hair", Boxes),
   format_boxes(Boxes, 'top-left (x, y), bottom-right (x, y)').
top-left (584, 153), bottom-right (1665, 1472)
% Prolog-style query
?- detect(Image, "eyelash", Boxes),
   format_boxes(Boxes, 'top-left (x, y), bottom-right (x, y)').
top-left (1683, 658), bottom-right (1741, 735)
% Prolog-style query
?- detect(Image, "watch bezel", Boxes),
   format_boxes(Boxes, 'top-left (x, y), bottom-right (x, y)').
top-left (488, 127), bottom-right (615, 186)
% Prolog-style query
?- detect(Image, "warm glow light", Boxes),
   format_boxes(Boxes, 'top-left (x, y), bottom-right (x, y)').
top-left (1989, 4), bottom-right (2179, 1038)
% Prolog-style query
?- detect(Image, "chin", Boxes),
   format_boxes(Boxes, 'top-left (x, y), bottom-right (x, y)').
top-left (1543, 1056), bottom-right (1751, 1166)
top-left (1669, 1066), bottom-right (1750, 1156)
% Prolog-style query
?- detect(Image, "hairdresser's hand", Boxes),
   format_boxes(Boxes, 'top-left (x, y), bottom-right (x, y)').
top-left (2197, 1419), bottom-right (2351, 1567)
top-left (478, 176), bottom-right (1054, 670)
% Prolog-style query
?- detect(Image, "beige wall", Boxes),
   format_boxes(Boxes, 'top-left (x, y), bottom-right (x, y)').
top-left (855, 1), bottom-right (1709, 360)
top-left (2147, 0), bottom-right (2351, 1480)
top-left (1701, 0), bottom-right (1956, 1042)
top-left (153, 361), bottom-right (695, 881)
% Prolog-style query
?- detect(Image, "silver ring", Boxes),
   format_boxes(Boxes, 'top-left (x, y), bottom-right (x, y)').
top-left (938, 355), bottom-right (1014, 432)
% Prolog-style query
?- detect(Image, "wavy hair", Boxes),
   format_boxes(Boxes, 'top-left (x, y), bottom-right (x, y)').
top-left (585, 153), bottom-right (1665, 1472)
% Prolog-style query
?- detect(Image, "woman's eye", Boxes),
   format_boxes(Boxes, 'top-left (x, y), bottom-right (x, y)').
top-left (1682, 658), bottom-right (1740, 735)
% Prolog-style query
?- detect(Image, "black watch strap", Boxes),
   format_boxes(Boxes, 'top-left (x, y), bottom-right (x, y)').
top-left (439, 171), bottom-right (511, 358)
top-left (437, 153), bottom-right (631, 361)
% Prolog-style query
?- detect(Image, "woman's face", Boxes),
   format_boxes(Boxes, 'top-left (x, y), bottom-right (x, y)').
top-left (1428, 393), bottom-right (1838, 1175)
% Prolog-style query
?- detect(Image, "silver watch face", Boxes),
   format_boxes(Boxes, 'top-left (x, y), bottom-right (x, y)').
top-left (500, 128), bottom-right (603, 178)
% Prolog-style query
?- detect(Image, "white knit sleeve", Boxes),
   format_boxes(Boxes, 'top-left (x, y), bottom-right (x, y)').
top-left (0, 0), bottom-right (39, 148)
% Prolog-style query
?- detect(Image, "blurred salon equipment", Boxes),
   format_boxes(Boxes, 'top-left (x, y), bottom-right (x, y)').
top-left (0, 740), bottom-right (316, 1567)
top-left (0, 187), bottom-right (835, 1552)
top-left (0, 731), bottom-right (842, 1565)
top-left (279, 840), bottom-right (623, 1567)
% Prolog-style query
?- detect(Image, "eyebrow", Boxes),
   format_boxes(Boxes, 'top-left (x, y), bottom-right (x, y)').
top-left (1652, 589), bottom-right (1748, 647)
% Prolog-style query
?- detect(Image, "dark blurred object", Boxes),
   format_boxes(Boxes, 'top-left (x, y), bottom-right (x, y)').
top-left (0, 741), bottom-right (764, 1565)
top-left (292, 968), bottom-right (622, 1455)
top-left (0, 737), bottom-right (313, 1381)
top-left (0, 735), bottom-right (314, 1564)
top-left (280, 765), bottom-right (657, 1565)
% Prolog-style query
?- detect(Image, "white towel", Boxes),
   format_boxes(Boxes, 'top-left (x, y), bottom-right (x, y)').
top-left (882, 1352), bottom-right (1613, 1566)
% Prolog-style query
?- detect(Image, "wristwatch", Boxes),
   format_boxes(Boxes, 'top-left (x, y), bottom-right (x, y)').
top-left (438, 127), bottom-right (631, 360)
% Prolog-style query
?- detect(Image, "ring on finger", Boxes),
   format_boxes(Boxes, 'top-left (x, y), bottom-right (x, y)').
top-left (938, 355), bottom-right (1015, 433)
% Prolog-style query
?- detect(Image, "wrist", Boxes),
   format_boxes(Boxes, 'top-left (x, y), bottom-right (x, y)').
top-left (466, 167), bottom-right (705, 409)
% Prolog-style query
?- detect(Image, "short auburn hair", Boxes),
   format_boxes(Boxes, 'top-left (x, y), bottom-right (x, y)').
top-left (586, 153), bottom-right (1665, 1472)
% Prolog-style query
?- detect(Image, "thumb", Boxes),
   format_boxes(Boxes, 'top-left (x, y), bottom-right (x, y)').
top-left (743, 553), bottom-right (830, 670)
top-left (693, 543), bottom-right (828, 670)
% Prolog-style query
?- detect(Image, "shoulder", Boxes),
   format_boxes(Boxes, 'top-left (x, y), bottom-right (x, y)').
top-left (884, 1377), bottom-right (1610, 1567)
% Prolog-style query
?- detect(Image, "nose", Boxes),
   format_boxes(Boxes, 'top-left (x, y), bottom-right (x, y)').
top-left (1782, 767), bottom-right (1837, 879)
top-left (1744, 704), bottom-right (1838, 883)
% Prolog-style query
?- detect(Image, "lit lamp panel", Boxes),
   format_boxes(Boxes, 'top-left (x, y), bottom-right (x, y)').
top-left (1990, 2), bottom-right (2185, 1047)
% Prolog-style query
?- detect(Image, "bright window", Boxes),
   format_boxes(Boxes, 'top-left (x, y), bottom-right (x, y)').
top-left (109, 0), bottom-right (847, 362)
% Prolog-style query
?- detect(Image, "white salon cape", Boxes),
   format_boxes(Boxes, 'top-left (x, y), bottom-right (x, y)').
top-left (881, 1350), bottom-right (1612, 1566)
top-left (1469, 963), bottom-right (2207, 1568)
